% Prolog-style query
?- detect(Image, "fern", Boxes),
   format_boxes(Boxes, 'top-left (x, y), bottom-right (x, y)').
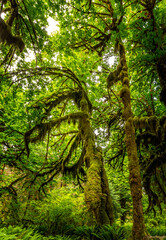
top-left (72, 225), bottom-right (100, 240)
top-left (54, 236), bottom-right (72, 240)
top-left (0, 226), bottom-right (56, 240)
top-left (93, 224), bottom-right (128, 240)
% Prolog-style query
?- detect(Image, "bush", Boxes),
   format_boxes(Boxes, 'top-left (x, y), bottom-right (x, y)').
top-left (26, 187), bottom-right (92, 236)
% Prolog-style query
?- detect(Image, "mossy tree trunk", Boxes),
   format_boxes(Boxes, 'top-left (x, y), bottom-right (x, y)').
top-left (157, 55), bottom-right (166, 106)
top-left (118, 43), bottom-right (147, 240)
top-left (79, 97), bottom-right (114, 225)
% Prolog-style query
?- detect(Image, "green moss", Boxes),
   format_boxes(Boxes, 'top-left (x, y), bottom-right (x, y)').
top-left (139, 117), bottom-right (147, 129)
top-left (118, 43), bottom-right (125, 56)
top-left (133, 116), bottom-right (140, 129)
top-left (147, 116), bottom-right (158, 131)
top-left (85, 164), bottom-right (102, 210)
top-left (116, 62), bottom-right (122, 73)
top-left (122, 66), bottom-right (128, 72)
top-left (80, 98), bottom-right (89, 113)
top-left (120, 86), bottom-right (130, 99)
top-left (119, 70), bottom-right (125, 79)
top-left (120, 58), bottom-right (126, 66)
top-left (107, 71), bottom-right (118, 88)
top-left (123, 77), bottom-right (129, 86)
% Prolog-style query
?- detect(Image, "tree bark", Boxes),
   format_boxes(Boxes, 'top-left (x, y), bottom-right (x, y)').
top-left (79, 96), bottom-right (114, 225)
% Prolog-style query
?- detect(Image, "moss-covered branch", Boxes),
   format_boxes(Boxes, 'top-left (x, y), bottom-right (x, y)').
top-left (24, 112), bottom-right (86, 156)
top-left (33, 89), bottom-right (92, 117)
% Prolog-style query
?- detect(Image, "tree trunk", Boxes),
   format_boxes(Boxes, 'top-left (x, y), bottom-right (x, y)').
top-left (118, 43), bottom-right (147, 240)
top-left (157, 55), bottom-right (166, 106)
top-left (120, 195), bottom-right (127, 224)
top-left (79, 96), bottom-right (114, 225)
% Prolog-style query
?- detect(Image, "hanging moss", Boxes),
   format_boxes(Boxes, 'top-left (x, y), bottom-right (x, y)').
top-left (133, 116), bottom-right (140, 129)
top-left (139, 117), bottom-right (147, 129)
top-left (148, 116), bottom-right (158, 132)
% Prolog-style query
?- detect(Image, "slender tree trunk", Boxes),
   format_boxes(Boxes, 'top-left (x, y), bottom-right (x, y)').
top-left (118, 43), bottom-right (147, 240)
top-left (79, 96), bottom-right (114, 225)
top-left (120, 195), bottom-right (127, 224)
top-left (157, 55), bottom-right (166, 106)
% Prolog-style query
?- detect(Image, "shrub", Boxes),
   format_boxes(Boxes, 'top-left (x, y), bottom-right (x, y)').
top-left (27, 187), bottom-right (92, 236)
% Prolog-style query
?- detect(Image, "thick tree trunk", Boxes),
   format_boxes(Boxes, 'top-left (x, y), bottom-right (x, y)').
top-left (79, 97), bottom-right (114, 225)
top-left (118, 43), bottom-right (147, 240)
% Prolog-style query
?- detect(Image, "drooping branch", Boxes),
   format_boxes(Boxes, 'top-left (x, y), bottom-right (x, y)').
top-left (32, 88), bottom-right (92, 117)
top-left (1, 66), bottom-right (86, 89)
top-left (63, 147), bottom-right (86, 178)
top-left (24, 112), bottom-right (87, 156)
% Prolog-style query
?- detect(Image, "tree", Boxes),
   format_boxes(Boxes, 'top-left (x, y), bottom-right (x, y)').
top-left (0, 0), bottom-right (166, 239)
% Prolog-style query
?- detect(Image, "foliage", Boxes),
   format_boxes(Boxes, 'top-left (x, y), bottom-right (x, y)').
top-left (0, 0), bottom-right (166, 239)
top-left (22, 186), bottom-right (92, 236)
top-left (0, 225), bottom-right (55, 240)
top-left (69, 224), bottom-right (128, 240)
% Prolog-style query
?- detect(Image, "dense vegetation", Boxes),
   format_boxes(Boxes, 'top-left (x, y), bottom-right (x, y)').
top-left (0, 0), bottom-right (166, 240)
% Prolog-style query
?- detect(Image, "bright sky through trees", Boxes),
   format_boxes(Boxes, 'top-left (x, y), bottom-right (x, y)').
top-left (47, 17), bottom-right (60, 34)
